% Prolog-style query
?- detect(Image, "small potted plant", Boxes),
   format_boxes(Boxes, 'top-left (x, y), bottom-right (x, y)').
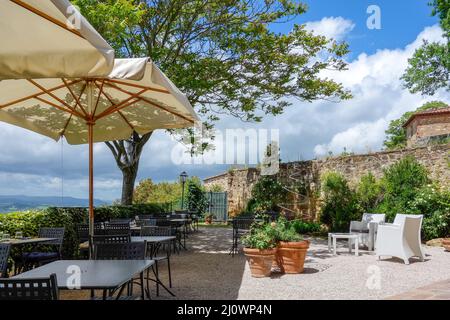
top-left (273, 217), bottom-right (310, 274)
top-left (204, 213), bottom-right (214, 225)
top-left (242, 223), bottom-right (277, 278)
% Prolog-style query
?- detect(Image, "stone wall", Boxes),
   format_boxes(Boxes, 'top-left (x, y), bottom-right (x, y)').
top-left (204, 144), bottom-right (450, 219)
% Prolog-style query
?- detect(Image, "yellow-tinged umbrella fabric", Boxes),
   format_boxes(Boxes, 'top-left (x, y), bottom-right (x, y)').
top-left (0, 0), bottom-right (114, 79)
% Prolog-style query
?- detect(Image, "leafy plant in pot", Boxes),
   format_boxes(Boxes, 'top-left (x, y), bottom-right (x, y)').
top-left (241, 223), bottom-right (277, 278)
top-left (273, 218), bottom-right (310, 274)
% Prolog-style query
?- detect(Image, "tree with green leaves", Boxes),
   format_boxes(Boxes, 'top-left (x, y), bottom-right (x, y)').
top-left (402, 0), bottom-right (450, 95)
top-left (383, 100), bottom-right (448, 150)
top-left (74, 0), bottom-right (352, 204)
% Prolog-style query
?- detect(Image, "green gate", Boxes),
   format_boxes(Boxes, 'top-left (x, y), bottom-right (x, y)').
top-left (205, 191), bottom-right (228, 221)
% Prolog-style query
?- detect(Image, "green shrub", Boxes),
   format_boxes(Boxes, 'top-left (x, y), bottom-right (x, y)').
top-left (0, 203), bottom-right (168, 258)
top-left (406, 185), bottom-right (450, 239)
top-left (0, 208), bottom-right (81, 259)
top-left (246, 175), bottom-right (287, 214)
top-left (357, 172), bottom-right (383, 212)
top-left (290, 219), bottom-right (322, 234)
top-left (272, 217), bottom-right (303, 242)
top-left (319, 171), bottom-right (361, 232)
top-left (377, 156), bottom-right (429, 221)
top-left (186, 180), bottom-right (208, 215)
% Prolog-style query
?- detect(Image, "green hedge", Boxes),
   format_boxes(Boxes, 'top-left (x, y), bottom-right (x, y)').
top-left (0, 203), bottom-right (168, 258)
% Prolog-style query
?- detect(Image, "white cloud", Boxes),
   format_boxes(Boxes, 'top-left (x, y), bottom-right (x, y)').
top-left (304, 17), bottom-right (355, 41)
top-left (311, 24), bottom-right (449, 157)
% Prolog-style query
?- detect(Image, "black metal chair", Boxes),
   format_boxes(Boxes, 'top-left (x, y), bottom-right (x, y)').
top-left (109, 218), bottom-right (132, 224)
top-left (229, 218), bottom-right (254, 256)
top-left (22, 227), bottom-right (65, 270)
top-left (136, 219), bottom-right (156, 227)
top-left (92, 234), bottom-right (131, 244)
top-left (105, 222), bottom-right (130, 235)
top-left (94, 242), bottom-right (147, 299)
top-left (0, 273), bottom-right (59, 300)
top-left (77, 223), bottom-right (104, 242)
top-left (137, 215), bottom-right (154, 220)
top-left (0, 244), bottom-right (11, 278)
top-left (140, 226), bottom-right (174, 297)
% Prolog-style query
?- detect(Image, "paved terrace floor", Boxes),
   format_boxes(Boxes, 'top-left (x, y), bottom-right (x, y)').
top-left (61, 226), bottom-right (450, 300)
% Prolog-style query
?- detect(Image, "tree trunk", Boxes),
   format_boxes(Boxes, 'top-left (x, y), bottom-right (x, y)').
top-left (105, 131), bottom-right (153, 205)
top-left (121, 166), bottom-right (138, 205)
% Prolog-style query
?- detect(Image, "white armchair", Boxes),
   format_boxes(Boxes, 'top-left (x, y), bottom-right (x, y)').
top-left (350, 213), bottom-right (385, 251)
top-left (376, 214), bottom-right (424, 265)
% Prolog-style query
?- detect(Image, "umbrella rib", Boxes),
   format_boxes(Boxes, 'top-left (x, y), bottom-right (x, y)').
top-left (62, 79), bottom-right (88, 117)
top-left (60, 114), bottom-right (73, 138)
top-left (93, 81), bottom-right (135, 131)
top-left (93, 88), bottom-right (148, 120)
top-left (92, 80), bottom-right (105, 118)
top-left (27, 79), bottom-right (85, 119)
top-left (34, 96), bottom-right (85, 119)
top-left (9, 0), bottom-right (84, 39)
top-left (0, 80), bottom-right (82, 110)
top-left (104, 81), bottom-right (194, 124)
top-left (105, 79), bottom-right (170, 94)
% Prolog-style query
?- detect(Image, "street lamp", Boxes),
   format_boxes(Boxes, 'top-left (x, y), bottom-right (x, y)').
top-left (180, 171), bottom-right (188, 210)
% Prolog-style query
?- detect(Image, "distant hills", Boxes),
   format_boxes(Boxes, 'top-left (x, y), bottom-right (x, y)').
top-left (0, 195), bottom-right (110, 213)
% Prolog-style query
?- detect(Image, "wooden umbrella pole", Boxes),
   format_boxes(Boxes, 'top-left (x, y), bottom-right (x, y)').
top-left (88, 120), bottom-right (94, 259)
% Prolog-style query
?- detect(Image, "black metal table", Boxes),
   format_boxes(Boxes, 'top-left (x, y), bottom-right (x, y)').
top-left (12, 259), bottom-right (154, 300)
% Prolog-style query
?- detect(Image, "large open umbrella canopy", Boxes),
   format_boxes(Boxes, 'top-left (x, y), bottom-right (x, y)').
top-left (0, 0), bottom-right (114, 79)
top-left (0, 1), bottom-right (198, 255)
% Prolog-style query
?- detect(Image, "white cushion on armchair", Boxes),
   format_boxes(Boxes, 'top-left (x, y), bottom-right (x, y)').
top-left (350, 213), bottom-right (386, 251)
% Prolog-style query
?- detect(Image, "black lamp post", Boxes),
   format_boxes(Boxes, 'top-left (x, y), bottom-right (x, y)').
top-left (180, 171), bottom-right (188, 210)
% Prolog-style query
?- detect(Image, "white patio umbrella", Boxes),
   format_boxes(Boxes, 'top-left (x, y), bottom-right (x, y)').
top-left (0, 0), bottom-right (114, 79)
top-left (0, 1), bottom-right (198, 255)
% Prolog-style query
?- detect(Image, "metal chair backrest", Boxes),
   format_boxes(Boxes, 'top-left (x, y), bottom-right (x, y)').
top-left (137, 215), bottom-right (153, 220)
top-left (0, 244), bottom-right (11, 278)
top-left (140, 226), bottom-right (172, 237)
top-left (109, 218), bottom-right (131, 224)
top-left (155, 219), bottom-right (172, 227)
top-left (104, 223), bottom-right (130, 235)
top-left (38, 228), bottom-right (65, 256)
top-left (0, 274), bottom-right (59, 300)
top-left (77, 223), bottom-right (105, 242)
top-left (232, 218), bottom-right (254, 231)
top-left (136, 219), bottom-right (156, 227)
top-left (92, 235), bottom-right (131, 244)
top-left (94, 242), bottom-right (146, 260)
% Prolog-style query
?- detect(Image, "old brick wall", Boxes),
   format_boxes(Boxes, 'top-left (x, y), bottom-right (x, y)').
top-left (204, 144), bottom-right (450, 219)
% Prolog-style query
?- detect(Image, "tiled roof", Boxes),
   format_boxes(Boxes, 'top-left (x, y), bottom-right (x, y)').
top-left (402, 106), bottom-right (450, 127)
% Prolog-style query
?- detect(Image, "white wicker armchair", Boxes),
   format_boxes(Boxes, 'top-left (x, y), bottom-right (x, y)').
top-left (349, 213), bottom-right (385, 251)
top-left (376, 214), bottom-right (424, 265)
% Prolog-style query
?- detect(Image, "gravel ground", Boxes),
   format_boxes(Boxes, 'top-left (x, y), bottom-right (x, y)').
top-left (61, 227), bottom-right (450, 300)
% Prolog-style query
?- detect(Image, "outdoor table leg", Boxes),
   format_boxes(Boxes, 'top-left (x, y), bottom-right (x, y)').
top-left (348, 238), bottom-right (352, 254)
top-left (333, 236), bottom-right (337, 255)
top-left (355, 238), bottom-right (359, 256)
top-left (140, 271), bottom-right (145, 300)
top-left (328, 233), bottom-right (331, 252)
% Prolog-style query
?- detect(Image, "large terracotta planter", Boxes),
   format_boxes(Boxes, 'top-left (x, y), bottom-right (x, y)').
top-left (276, 240), bottom-right (310, 274)
top-left (243, 248), bottom-right (277, 278)
top-left (443, 238), bottom-right (450, 252)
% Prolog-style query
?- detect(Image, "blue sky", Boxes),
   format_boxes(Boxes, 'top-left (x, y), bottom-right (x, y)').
top-left (288, 0), bottom-right (439, 58)
top-left (0, 1), bottom-right (446, 202)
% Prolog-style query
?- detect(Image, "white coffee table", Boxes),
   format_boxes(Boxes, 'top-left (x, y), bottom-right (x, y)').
top-left (328, 233), bottom-right (359, 256)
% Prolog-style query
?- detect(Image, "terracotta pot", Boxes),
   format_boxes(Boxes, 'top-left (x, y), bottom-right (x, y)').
top-left (205, 217), bottom-right (212, 224)
top-left (243, 248), bottom-right (277, 278)
top-left (443, 238), bottom-right (450, 252)
top-left (276, 240), bottom-right (310, 274)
